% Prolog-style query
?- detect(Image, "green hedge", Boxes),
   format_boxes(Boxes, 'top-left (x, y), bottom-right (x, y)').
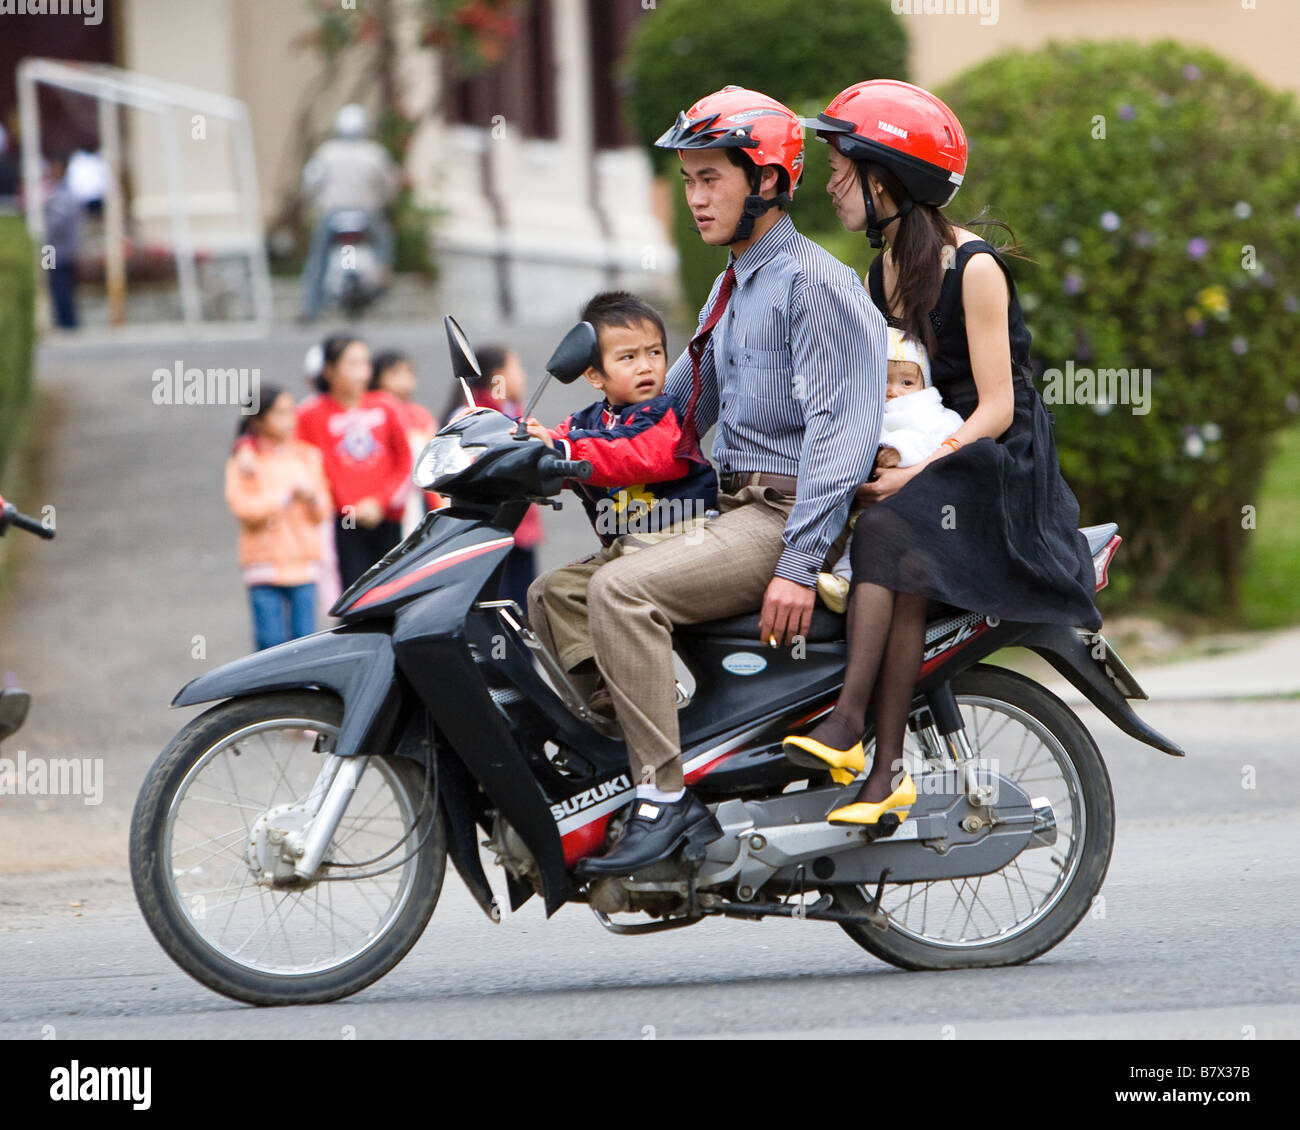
top-left (623, 0), bottom-right (908, 312)
top-left (0, 216), bottom-right (36, 482)
top-left (939, 41), bottom-right (1300, 616)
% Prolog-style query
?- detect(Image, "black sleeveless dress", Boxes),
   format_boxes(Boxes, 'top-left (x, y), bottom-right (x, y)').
top-left (848, 239), bottom-right (1102, 631)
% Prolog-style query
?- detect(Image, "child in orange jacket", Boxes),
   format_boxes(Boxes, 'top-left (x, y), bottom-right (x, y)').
top-left (226, 384), bottom-right (333, 650)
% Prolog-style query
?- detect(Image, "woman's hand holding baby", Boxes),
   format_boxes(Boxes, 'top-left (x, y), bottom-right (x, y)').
top-left (856, 463), bottom-right (923, 506)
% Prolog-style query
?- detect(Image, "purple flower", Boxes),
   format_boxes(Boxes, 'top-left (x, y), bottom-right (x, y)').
top-left (1183, 63), bottom-right (1201, 81)
top-left (1189, 320), bottom-right (1207, 337)
top-left (1134, 230), bottom-right (1155, 248)
top-left (1118, 103), bottom-right (1136, 121)
top-left (1100, 210), bottom-right (1121, 232)
top-left (1063, 272), bottom-right (1084, 295)
top-left (1284, 294), bottom-right (1300, 313)
top-left (1187, 237), bottom-right (1209, 259)
top-left (1285, 393), bottom-right (1300, 414)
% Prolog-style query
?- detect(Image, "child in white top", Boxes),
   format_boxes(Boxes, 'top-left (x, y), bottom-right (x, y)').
top-left (818, 326), bottom-right (966, 612)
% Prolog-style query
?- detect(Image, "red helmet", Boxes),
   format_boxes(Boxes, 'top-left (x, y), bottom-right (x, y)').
top-left (804, 80), bottom-right (966, 207)
top-left (655, 86), bottom-right (805, 200)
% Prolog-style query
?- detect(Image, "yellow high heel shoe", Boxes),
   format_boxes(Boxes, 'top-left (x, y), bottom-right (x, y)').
top-left (826, 772), bottom-right (917, 826)
top-left (782, 734), bottom-right (866, 786)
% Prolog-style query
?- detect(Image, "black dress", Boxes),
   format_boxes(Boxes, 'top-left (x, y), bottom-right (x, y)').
top-left (849, 239), bottom-right (1102, 631)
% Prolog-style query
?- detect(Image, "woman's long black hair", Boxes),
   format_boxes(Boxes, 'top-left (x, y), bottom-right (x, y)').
top-left (864, 161), bottom-right (1026, 357)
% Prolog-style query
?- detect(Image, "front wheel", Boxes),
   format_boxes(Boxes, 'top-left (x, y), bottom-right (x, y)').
top-left (833, 665), bottom-right (1114, 970)
top-left (130, 691), bottom-right (446, 1004)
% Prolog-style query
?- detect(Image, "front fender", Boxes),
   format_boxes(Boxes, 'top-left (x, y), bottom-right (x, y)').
top-left (172, 626), bottom-right (403, 760)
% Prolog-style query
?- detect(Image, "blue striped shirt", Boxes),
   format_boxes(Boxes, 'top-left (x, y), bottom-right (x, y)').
top-left (665, 212), bottom-right (887, 587)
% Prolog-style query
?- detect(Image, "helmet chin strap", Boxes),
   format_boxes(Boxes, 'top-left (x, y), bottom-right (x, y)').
top-left (860, 165), bottom-right (913, 249)
top-left (727, 166), bottom-right (787, 245)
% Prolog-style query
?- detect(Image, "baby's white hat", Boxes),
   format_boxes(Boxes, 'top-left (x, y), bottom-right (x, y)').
top-left (887, 326), bottom-right (932, 388)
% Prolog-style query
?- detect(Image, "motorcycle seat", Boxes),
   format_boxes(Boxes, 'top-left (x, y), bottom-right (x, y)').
top-left (679, 525), bottom-right (1116, 646)
top-left (1079, 523), bottom-right (1118, 556)
top-left (678, 605), bottom-right (847, 644)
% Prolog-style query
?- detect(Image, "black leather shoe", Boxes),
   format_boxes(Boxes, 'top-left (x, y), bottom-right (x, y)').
top-left (574, 790), bottom-right (722, 879)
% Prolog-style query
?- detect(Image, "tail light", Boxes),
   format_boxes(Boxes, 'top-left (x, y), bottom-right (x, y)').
top-left (1093, 534), bottom-right (1121, 591)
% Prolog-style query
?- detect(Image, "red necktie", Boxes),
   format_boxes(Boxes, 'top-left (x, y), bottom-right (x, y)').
top-left (677, 263), bottom-right (737, 457)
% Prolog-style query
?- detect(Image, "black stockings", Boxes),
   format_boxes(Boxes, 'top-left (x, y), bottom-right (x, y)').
top-left (802, 581), bottom-right (927, 804)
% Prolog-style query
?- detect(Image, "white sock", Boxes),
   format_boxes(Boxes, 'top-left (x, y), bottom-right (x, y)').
top-left (635, 784), bottom-right (685, 803)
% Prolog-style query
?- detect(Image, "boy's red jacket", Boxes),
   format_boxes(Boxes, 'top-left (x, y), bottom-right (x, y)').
top-left (550, 393), bottom-right (717, 545)
top-left (296, 391), bottom-right (412, 523)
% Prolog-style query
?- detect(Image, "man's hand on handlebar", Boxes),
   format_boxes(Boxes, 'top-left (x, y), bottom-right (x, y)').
top-left (758, 576), bottom-right (815, 649)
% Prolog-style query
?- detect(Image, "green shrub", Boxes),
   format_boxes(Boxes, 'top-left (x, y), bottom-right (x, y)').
top-left (623, 0), bottom-right (907, 311)
top-left (0, 216), bottom-right (36, 482)
top-left (938, 40), bottom-right (1300, 617)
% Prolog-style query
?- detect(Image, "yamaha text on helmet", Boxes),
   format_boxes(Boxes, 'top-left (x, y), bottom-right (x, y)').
top-left (804, 79), bottom-right (967, 248)
top-left (655, 86), bottom-right (804, 244)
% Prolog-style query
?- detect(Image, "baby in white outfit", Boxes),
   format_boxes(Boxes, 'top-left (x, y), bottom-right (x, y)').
top-left (818, 326), bottom-right (966, 612)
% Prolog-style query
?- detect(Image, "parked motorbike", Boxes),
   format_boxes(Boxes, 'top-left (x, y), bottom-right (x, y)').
top-left (321, 209), bottom-right (385, 318)
top-left (130, 317), bottom-right (1183, 1005)
top-left (0, 492), bottom-right (55, 747)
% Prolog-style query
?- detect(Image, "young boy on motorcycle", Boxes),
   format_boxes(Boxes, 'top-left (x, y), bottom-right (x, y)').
top-left (524, 291), bottom-right (718, 715)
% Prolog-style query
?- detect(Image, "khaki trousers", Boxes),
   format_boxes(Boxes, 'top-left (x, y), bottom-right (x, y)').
top-left (527, 515), bottom-right (712, 688)
top-left (581, 485), bottom-right (843, 792)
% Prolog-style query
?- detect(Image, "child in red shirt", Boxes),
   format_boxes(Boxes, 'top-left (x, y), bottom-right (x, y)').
top-left (371, 348), bottom-right (443, 532)
top-left (296, 334), bottom-right (412, 590)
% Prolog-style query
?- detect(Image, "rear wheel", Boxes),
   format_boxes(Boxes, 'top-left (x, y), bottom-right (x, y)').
top-left (833, 665), bottom-right (1113, 969)
top-left (130, 691), bottom-right (445, 1004)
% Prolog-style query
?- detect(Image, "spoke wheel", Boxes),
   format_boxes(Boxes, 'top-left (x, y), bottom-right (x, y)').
top-left (131, 692), bottom-right (445, 1004)
top-left (833, 665), bottom-right (1114, 969)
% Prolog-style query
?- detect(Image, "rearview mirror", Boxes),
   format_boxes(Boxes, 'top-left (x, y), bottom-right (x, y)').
top-left (545, 321), bottom-right (598, 384)
top-left (444, 315), bottom-right (482, 382)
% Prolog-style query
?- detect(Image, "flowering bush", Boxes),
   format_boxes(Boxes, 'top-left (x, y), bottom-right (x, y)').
top-left (939, 41), bottom-right (1300, 615)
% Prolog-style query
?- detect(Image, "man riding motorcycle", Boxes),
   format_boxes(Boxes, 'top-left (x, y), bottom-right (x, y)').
top-left (574, 86), bottom-right (889, 878)
top-left (298, 103), bottom-right (400, 323)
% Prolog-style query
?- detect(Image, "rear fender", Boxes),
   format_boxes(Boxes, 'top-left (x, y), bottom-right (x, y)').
top-left (1021, 623), bottom-right (1185, 756)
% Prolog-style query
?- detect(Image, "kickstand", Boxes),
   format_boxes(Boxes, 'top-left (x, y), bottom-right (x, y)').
top-left (683, 843), bottom-right (705, 918)
top-left (868, 868), bottom-right (889, 920)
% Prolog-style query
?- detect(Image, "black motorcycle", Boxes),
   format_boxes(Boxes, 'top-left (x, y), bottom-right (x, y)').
top-left (0, 492), bottom-right (55, 747)
top-left (129, 317), bottom-right (1183, 1005)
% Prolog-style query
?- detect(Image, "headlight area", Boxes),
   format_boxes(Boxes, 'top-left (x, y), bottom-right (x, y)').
top-left (413, 438), bottom-right (487, 487)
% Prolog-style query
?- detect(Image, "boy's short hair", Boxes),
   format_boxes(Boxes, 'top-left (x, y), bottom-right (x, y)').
top-left (580, 291), bottom-right (667, 372)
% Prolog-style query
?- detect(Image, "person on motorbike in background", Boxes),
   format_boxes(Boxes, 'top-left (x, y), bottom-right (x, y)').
top-left (298, 103), bottom-right (400, 324)
top-left (573, 86), bottom-right (887, 879)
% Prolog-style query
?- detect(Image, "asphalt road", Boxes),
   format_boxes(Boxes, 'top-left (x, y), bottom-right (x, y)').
top-left (1, 326), bottom-right (1297, 1038)
top-left (1, 697), bottom-right (1296, 1039)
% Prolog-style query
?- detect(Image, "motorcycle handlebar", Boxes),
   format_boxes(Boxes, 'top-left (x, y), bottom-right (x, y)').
top-left (1, 503), bottom-right (55, 540)
top-left (540, 455), bottom-right (593, 482)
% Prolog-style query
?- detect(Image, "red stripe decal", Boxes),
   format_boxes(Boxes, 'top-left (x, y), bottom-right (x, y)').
top-left (349, 538), bottom-right (513, 610)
